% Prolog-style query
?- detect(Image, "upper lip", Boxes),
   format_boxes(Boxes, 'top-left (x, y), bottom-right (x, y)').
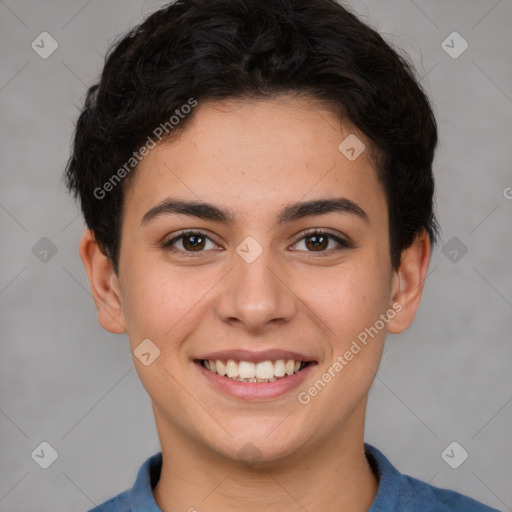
top-left (195, 349), bottom-right (316, 364)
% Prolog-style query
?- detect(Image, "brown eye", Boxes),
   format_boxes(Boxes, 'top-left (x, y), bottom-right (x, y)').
top-left (163, 231), bottom-right (217, 253)
top-left (304, 233), bottom-right (330, 251)
top-left (181, 233), bottom-right (206, 251)
top-left (292, 230), bottom-right (352, 253)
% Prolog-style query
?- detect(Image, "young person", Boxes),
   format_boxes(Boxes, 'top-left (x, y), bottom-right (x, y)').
top-left (64, 0), bottom-right (499, 510)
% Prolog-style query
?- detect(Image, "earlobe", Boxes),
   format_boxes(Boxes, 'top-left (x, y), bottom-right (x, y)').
top-left (386, 229), bottom-right (431, 335)
top-left (79, 229), bottom-right (127, 334)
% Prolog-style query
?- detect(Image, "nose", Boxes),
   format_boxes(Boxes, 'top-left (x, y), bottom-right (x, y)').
top-left (215, 244), bottom-right (297, 333)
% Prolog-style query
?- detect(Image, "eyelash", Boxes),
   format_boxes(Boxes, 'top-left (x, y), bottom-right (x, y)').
top-left (161, 228), bottom-right (353, 256)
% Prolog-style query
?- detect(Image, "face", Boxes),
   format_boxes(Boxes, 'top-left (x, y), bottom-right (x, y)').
top-left (87, 95), bottom-right (423, 465)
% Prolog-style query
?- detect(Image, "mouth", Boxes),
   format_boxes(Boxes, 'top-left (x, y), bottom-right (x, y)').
top-left (194, 351), bottom-right (317, 401)
top-left (197, 358), bottom-right (313, 383)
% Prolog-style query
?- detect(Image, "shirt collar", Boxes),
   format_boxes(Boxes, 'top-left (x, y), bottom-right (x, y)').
top-left (365, 442), bottom-right (401, 510)
top-left (129, 451), bottom-right (163, 511)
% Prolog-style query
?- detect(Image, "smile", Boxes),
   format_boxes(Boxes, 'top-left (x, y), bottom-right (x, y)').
top-left (201, 358), bottom-right (311, 383)
top-left (194, 351), bottom-right (318, 402)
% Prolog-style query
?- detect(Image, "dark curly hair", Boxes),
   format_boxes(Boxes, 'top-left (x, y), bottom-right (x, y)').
top-left (64, 0), bottom-right (439, 275)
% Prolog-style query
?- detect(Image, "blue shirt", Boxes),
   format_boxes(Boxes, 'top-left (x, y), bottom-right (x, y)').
top-left (88, 443), bottom-right (499, 511)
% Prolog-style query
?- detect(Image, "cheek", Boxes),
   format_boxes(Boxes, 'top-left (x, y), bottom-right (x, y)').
top-left (121, 264), bottom-right (197, 345)
top-left (121, 267), bottom-right (202, 397)
top-left (299, 257), bottom-right (390, 343)
top-left (121, 261), bottom-right (225, 365)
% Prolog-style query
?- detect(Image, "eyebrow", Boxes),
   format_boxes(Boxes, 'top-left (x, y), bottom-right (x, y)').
top-left (141, 197), bottom-right (369, 227)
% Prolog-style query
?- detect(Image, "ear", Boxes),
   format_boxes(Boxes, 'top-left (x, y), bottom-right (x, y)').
top-left (386, 229), bottom-right (431, 335)
top-left (79, 229), bottom-right (126, 334)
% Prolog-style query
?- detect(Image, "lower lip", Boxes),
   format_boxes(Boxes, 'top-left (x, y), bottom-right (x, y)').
top-left (195, 361), bottom-right (316, 401)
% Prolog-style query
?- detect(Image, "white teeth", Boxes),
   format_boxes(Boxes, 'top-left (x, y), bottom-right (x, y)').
top-left (226, 359), bottom-right (238, 378)
top-left (274, 360), bottom-right (286, 377)
top-left (256, 361), bottom-right (275, 379)
top-left (216, 360), bottom-right (227, 376)
top-left (202, 358), bottom-right (308, 382)
top-left (238, 361), bottom-right (256, 379)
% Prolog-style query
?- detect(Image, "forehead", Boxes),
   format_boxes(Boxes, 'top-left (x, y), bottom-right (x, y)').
top-left (123, 95), bottom-right (387, 227)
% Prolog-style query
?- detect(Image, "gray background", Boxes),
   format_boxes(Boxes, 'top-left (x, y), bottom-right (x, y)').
top-left (1, 0), bottom-right (511, 510)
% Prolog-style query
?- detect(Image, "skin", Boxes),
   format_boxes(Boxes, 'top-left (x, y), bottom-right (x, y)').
top-left (80, 95), bottom-right (431, 512)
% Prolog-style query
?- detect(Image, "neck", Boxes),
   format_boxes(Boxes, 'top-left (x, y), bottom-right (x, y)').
top-left (153, 401), bottom-right (378, 512)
